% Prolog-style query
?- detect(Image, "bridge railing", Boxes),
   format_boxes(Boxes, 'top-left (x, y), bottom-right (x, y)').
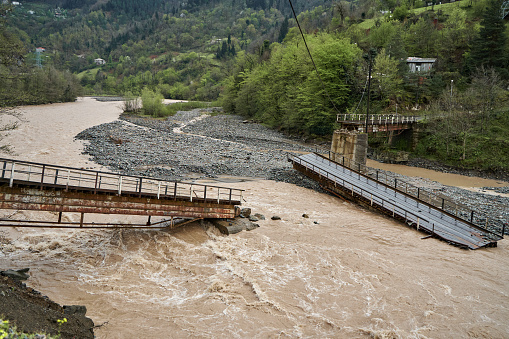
top-left (312, 148), bottom-right (505, 238)
top-left (288, 153), bottom-right (432, 233)
top-left (337, 114), bottom-right (423, 125)
top-left (0, 158), bottom-right (244, 205)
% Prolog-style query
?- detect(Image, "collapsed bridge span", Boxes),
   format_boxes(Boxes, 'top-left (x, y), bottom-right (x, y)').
top-left (288, 152), bottom-right (503, 250)
top-left (0, 158), bottom-right (243, 229)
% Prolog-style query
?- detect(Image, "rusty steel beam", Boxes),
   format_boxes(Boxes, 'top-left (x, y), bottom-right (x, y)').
top-left (0, 185), bottom-right (238, 219)
top-left (340, 122), bottom-right (414, 133)
top-left (0, 217), bottom-right (204, 229)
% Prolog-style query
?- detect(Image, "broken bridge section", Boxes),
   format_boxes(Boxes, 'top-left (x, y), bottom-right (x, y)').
top-left (289, 152), bottom-right (504, 250)
top-left (0, 158), bottom-right (243, 229)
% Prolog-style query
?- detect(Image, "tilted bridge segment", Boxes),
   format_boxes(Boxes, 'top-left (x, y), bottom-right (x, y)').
top-left (0, 158), bottom-right (243, 229)
top-left (289, 152), bottom-right (504, 250)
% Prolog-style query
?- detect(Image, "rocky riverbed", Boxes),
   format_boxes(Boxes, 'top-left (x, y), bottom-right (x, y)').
top-left (75, 109), bottom-right (508, 235)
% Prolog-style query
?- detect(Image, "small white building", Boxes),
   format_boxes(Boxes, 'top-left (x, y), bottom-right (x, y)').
top-left (406, 57), bottom-right (436, 73)
top-left (94, 58), bottom-right (106, 65)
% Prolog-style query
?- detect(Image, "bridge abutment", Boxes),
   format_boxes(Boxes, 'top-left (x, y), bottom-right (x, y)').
top-left (330, 130), bottom-right (368, 170)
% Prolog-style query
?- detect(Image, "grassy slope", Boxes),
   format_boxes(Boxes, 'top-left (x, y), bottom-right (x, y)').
top-left (358, 0), bottom-right (472, 30)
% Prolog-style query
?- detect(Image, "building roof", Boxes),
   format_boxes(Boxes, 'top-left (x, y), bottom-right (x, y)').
top-left (406, 57), bottom-right (436, 63)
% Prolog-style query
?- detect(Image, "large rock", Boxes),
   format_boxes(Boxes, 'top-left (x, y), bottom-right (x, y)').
top-left (209, 218), bottom-right (259, 235)
top-left (0, 268), bottom-right (30, 281)
top-left (239, 208), bottom-right (252, 218)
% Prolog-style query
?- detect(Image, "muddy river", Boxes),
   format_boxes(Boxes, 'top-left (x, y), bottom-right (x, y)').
top-left (0, 98), bottom-right (508, 338)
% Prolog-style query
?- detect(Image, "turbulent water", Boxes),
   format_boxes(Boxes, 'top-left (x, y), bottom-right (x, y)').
top-left (0, 99), bottom-right (508, 338)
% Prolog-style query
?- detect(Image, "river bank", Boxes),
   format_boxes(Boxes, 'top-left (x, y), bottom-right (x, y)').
top-left (1, 98), bottom-right (509, 338)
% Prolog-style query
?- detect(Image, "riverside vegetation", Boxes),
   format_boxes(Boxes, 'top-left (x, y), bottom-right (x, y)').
top-left (1, 0), bottom-right (508, 171)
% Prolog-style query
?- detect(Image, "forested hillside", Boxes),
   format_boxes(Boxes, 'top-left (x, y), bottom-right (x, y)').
top-left (1, 0), bottom-right (508, 171)
top-left (2, 0), bottom-right (333, 100)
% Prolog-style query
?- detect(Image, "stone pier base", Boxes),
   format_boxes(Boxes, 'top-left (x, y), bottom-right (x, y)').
top-left (330, 130), bottom-right (368, 170)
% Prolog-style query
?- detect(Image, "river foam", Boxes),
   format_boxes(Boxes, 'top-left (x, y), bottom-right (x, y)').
top-left (0, 99), bottom-right (508, 338)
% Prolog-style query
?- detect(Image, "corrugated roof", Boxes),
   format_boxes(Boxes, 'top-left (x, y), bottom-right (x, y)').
top-left (406, 57), bottom-right (436, 63)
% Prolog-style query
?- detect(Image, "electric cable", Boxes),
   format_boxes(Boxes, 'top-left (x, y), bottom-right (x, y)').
top-left (352, 76), bottom-right (369, 114)
top-left (287, 0), bottom-right (342, 114)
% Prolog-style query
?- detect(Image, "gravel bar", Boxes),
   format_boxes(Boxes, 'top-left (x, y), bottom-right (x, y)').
top-left (75, 109), bottom-right (508, 235)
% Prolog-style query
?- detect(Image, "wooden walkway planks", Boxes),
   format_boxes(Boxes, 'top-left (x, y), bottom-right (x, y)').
top-left (289, 153), bottom-right (502, 249)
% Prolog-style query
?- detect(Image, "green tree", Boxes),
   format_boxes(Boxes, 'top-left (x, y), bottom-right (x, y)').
top-left (441, 8), bottom-right (471, 71)
top-left (469, 66), bottom-right (504, 132)
top-left (466, 0), bottom-right (508, 76)
top-left (277, 17), bottom-right (289, 43)
top-left (368, 21), bottom-right (397, 49)
top-left (372, 48), bottom-right (403, 105)
top-left (224, 34), bottom-right (361, 135)
top-left (141, 87), bottom-right (166, 117)
top-left (404, 17), bottom-right (440, 57)
top-left (0, 3), bottom-right (25, 67)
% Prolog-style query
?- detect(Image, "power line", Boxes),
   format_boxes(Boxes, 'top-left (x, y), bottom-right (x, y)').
top-left (353, 76), bottom-right (369, 114)
top-left (287, 0), bottom-right (341, 114)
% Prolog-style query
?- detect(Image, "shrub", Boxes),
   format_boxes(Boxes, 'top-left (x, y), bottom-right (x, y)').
top-left (141, 87), bottom-right (166, 117)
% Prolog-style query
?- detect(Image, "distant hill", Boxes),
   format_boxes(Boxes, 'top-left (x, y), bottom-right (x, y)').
top-left (4, 0), bottom-right (335, 98)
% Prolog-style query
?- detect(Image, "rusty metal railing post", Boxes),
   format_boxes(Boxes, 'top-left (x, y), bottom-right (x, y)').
top-left (203, 185), bottom-right (207, 201)
top-left (118, 176), bottom-right (123, 196)
top-left (54, 169), bottom-right (59, 185)
top-left (229, 189), bottom-right (232, 204)
top-left (174, 182), bottom-right (178, 200)
top-left (65, 170), bottom-right (70, 191)
top-left (9, 162), bottom-right (15, 187)
top-left (40, 165), bottom-right (46, 190)
top-left (94, 172), bottom-right (99, 194)
top-left (138, 178), bottom-right (143, 197)
top-left (1, 161), bottom-right (6, 179)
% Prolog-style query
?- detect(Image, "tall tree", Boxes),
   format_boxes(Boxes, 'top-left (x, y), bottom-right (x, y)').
top-left (372, 49), bottom-right (403, 106)
top-left (277, 17), bottom-right (289, 43)
top-left (0, 3), bottom-right (24, 67)
top-left (466, 0), bottom-right (507, 76)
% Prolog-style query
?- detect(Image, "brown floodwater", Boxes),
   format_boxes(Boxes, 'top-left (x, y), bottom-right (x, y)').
top-left (0, 99), bottom-right (508, 338)
top-left (367, 159), bottom-right (508, 188)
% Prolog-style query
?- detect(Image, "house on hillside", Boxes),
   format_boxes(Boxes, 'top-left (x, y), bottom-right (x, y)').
top-left (406, 57), bottom-right (436, 73)
top-left (94, 58), bottom-right (106, 65)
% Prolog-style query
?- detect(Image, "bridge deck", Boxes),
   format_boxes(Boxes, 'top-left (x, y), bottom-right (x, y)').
top-left (0, 158), bottom-right (243, 228)
top-left (337, 114), bottom-right (422, 133)
top-left (289, 153), bottom-right (503, 249)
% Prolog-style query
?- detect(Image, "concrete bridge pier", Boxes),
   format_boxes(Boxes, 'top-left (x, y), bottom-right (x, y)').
top-left (330, 130), bottom-right (368, 170)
